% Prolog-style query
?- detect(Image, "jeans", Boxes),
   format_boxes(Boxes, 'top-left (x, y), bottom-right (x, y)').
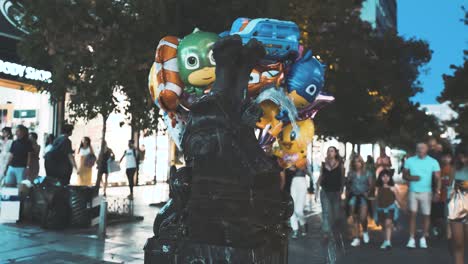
top-left (5, 166), bottom-right (26, 186)
top-left (320, 191), bottom-right (341, 233)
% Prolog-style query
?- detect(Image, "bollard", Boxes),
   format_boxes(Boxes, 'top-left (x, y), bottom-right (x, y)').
top-left (129, 198), bottom-right (134, 217)
top-left (98, 197), bottom-right (107, 239)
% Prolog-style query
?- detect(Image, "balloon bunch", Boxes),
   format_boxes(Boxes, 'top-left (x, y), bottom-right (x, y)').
top-left (148, 18), bottom-right (334, 169)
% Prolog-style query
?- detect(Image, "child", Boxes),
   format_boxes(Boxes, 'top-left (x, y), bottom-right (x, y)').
top-left (375, 169), bottom-right (399, 250)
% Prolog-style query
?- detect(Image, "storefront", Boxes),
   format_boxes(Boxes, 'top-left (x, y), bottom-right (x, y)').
top-left (0, 1), bottom-right (59, 177)
top-left (1, 1), bottom-right (173, 184)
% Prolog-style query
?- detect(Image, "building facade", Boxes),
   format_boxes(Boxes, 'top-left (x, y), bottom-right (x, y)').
top-left (0, 0), bottom-right (58, 145)
top-left (361, 0), bottom-right (397, 34)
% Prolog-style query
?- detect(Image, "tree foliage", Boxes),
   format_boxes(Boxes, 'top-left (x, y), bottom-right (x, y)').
top-left (438, 55), bottom-right (468, 143)
top-left (14, 0), bottom-right (439, 150)
top-left (438, 7), bottom-right (468, 144)
top-left (286, 0), bottom-right (438, 150)
top-left (14, 0), bottom-right (285, 137)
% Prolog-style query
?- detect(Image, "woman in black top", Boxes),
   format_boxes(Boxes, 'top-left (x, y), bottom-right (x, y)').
top-left (316, 146), bottom-right (345, 236)
top-left (95, 140), bottom-right (114, 196)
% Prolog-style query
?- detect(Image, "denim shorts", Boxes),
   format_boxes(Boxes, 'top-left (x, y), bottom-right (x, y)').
top-left (348, 195), bottom-right (368, 208)
top-left (5, 166), bottom-right (26, 186)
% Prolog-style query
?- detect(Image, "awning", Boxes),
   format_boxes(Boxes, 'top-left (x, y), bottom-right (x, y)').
top-left (0, 77), bottom-right (37, 93)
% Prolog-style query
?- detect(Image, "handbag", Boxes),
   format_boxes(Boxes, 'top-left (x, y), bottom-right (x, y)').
top-left (84, 154), bottom-right (97, 168)
top-left (448, 190), bottom-right (468, 220)
top-left (107, 158), bottom-right (121, 173)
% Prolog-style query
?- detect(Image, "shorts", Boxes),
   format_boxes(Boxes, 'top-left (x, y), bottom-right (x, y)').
top-left (377, 209), bottom-right (395, 225)
top-left (348, 195), bottom-right (368, 208)
top-left (408, 192), bottom-right (432, 216)
top-left (5, 166), bottom-right (26, 186)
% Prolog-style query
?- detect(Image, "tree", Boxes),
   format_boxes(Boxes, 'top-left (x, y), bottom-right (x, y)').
top-left (286, 0), bottom-right (437, 151)
top-left (439, 54), bottom-right (468, 143)
top-left (16, 0), bottom-right (124, 147)
top-left (438, 7), bottom-right (468, 144)
top-left (369, 32), bottom-right (439, 150)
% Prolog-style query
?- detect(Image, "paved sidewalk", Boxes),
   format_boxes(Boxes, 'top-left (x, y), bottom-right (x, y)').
top-left (0, 184), bottom-right (169, 264)
top-left (289, 188), bottom-right (465, 264)
top-left (0, 184), bottom-right (465, 264)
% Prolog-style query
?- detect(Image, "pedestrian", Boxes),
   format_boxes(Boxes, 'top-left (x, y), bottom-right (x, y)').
top-left (375, 169), bottom-right (399, 250)
top-left (77, 137), bottom-right (95, 186)
top-left (0, 127), bottom-right (13, 183)
top-left (28, 132), bottom-right (40, 180)
top-left (95, 140), bottom-right (114, 196)
top-left (440, 152), bottom-right (455, 240)
top-left (376, 147), bottom-right (392, 178)
top-left (119, 140), bottom-right (139, 199)
top-left (43, 134), bottom-right (55, 157)
top-left (430, 151), bottom-right (453, 237)
top-left (427, 137), bottom-right (442, 164)
top-left (366, 155), bottom-right (376, 176)
top-left (316, 146), bottom-right (345, 238)
top-left (44, 124), bottom-right (78, 186)
top-left (366, 155), bottom-right (377, 218)
top-left (288, 164), bottom-right (311, 239)
top-left (3, 125), bottom-right (32, 187)
top-left (347, 155), bottom-right (373, 247)
top-left (403, 142), bottom-right (441, 249)
top-left (447, 145), bottom-right (468, 264)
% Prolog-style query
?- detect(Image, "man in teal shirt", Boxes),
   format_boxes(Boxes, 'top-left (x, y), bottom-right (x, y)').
top-left (403, 142), bottom-right (441, 249)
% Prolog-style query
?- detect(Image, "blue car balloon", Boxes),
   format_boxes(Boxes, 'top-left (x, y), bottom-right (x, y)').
top-left (229, 17), bottom-right (300, 61)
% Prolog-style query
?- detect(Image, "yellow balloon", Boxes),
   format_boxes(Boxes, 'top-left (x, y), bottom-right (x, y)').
top-left (276, 119), bottom-right (315, 169)
top-left (256, 100), bottom-right (283, 137)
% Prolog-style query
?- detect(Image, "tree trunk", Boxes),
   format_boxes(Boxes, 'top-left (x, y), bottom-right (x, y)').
top-left (101, 113), bottom-right (108, 154)
top-left (357, 144), bottom-right (361, 155)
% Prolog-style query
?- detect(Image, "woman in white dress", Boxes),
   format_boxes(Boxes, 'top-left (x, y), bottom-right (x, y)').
top-left (0, 127), bottom-right (14, 182)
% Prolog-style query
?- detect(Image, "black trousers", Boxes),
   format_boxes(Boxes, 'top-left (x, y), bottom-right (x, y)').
top-left (126, 168), bottom-right (137, 193)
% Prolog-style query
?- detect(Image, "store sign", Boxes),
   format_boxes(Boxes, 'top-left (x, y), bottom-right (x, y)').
top-left (13, 109), bottom-right (36, 119)
top-left (0, 59), bottom-right (52, 83)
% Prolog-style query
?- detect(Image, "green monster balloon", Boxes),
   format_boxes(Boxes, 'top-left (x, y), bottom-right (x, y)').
top-left (177, 29), bottom-right (219, 96)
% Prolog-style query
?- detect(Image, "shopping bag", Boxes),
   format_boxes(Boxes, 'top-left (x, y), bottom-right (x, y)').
top-left (448, 190), bottom-right (468, 220)
top-left (107, 159), bottom-right (121, 173)
top-left (85, 154), bottom-right (97, 168)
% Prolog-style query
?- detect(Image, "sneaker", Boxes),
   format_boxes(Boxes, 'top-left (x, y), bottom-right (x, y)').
top-left (351, 238), bottom-right (361, 247)
top-left (363, 232), bottom-right (370, 244)
top-left (291, 230), bottom-right (299, 239)
top-left (419, 237), bottom-right (428, 249)
top-left (380, 240), bottom-right (392, 250)
top-left (406, 237), bottom-right (416, 249)
top-left (380, 241), bottom-right (388, 250)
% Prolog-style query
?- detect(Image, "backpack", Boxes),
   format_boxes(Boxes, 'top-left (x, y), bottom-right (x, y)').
top-left (44, 136), bottom-right (66, 162)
